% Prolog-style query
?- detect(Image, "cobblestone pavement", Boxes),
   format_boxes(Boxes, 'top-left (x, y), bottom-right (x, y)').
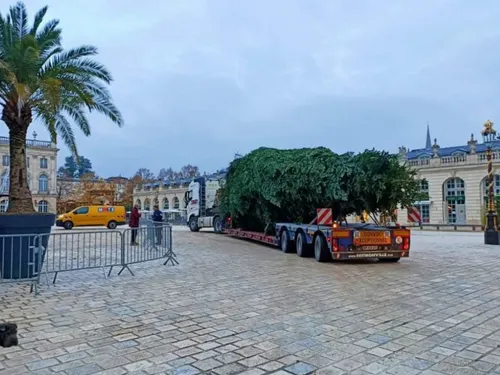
top-left (2, 230), bottom-right (500, 375)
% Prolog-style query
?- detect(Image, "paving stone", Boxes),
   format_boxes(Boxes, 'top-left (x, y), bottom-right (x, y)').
top-left (284, 361), bottom-right (317, 375)
top-left (172, 365), bottom-right (200, 375)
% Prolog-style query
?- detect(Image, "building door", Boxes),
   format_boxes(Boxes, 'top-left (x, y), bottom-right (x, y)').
top-left (455, 204), bottom-right (466, 224)
top-left (444, 178), bottom-right (466, 224)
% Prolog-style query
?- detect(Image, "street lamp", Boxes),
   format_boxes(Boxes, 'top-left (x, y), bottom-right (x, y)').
top-left (481, 120), bottom-right (499, 245)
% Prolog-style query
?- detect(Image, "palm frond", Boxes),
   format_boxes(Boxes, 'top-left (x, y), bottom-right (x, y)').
top-left (9, 2), bottom-right (29, 41)
top-left (29, 5), bottom-right (47, 35)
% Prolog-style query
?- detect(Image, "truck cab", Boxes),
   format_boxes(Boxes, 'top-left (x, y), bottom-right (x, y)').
top-left (185, 177), bottom-right (223, 232)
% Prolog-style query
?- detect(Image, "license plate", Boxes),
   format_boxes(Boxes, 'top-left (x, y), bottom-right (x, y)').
top-left (359, 231), bottom-right (390, 245)
top-left (362, 246), bottom-right (379, 250)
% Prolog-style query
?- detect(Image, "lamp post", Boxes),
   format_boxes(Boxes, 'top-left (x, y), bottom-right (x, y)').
top-left (482, 120), bottom-right (499, 245)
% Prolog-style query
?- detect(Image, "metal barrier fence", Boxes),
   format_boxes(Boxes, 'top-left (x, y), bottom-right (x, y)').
top-left (0, 222), bottom-right (176, 295)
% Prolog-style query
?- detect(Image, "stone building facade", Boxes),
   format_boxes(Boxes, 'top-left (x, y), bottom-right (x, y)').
top-left (397, 126), bottom-right (500, 226)
top-left (0, 135), bottom-right (58, 213)
top-left (133, 180), bottom-right (190, 212)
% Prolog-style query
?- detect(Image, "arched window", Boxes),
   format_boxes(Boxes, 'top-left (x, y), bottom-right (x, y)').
top-left (144, 198), bottom-right (151, 211)
top-left (0, 199), bottom-right (8, 213)
top-left (173, 196), bottom-right (180, 209)
top-left (135, 199), bottom-right (141, 209)
top-left (0, 171), bottom-right (9, 193)
top-left (37, 200), bottom-right (49, 213)
top-left (163, 198), bottom-right (170, 210)
top-left (38, 174), bottom-right (49, 193)
top-left (443, 177), bottom-right (466, 224)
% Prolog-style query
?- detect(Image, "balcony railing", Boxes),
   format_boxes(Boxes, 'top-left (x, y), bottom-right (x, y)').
top-left (0, 136), bottom-right (54, 149)
top-left (406, 152), bottom-right (500, 169)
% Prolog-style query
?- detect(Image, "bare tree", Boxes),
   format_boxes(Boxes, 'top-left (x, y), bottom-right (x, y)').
top-left (134, 168), bottom-right (155, 182)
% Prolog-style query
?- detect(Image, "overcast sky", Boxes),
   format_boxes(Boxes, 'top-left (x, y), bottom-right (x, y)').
top-left (2, 0), bottom-right (500, 177)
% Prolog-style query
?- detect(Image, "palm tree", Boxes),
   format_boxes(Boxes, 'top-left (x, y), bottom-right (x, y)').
top-left (0, 2), bottom-right (123, 213)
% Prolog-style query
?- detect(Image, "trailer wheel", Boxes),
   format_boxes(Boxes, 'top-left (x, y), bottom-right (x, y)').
top-left (213, 216), bottom-right (223, 234)
top-left (189, 216), bottom-right (200, 232)
top-left (296, 231), bottom-right (311, 257)
top-left (314, 234), bottom-right (330, 262)
top-left (280, 229), bottom-right (293, 253)
top-left (379, 257), bottom-right (400, 263)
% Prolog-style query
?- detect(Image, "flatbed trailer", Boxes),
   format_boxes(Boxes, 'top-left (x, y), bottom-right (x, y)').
top-left (222, 209), bottom-right (410, 263)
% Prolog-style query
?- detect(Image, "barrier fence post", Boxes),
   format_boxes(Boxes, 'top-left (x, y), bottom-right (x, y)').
top-left (117, 230), bottom-right (134, 277)
top-left (164, 225), bottom-right (179, 266)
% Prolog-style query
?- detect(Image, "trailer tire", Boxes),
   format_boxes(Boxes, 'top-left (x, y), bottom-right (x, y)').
top-left (379, 257), bottom-right (400, 263)
top-left (189, 216), bottom-right (200, 232)
top-left (213, 216), bottom-right (223, 234)
top-left (314, 233), bottom-right (330, 262)
top-left (296, 231), bottom-right (311, 257)
top-left (280, 229), bottom-right (293, 253)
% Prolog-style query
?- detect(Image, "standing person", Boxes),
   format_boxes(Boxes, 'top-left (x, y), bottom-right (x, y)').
top-left (152, 205), bottom-right (163, 245)
top-left (129, 204), bottom-right (141, 245)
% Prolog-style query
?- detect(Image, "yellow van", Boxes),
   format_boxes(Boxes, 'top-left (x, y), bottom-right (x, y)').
top-left (56, 205), bottom-right (127, 230)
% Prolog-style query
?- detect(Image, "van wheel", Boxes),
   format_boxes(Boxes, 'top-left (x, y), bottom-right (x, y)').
top-left (314, 234), bottom-right (330, 262)
top-left (189, 216), bottom-right (200, 232)
top-left (213, 216), bottom-right (222, 233)
top-left (63, 221), bottom-right (73, 230)
top-left (107, 220), bottom-right (117, 230)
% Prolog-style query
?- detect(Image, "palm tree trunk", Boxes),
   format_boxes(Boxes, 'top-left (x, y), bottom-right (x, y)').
top-left (7, 126), bottom-right (35, 213)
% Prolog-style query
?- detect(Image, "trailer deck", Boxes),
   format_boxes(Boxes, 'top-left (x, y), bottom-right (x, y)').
top-left (222, 209), bottom-right (411, 262)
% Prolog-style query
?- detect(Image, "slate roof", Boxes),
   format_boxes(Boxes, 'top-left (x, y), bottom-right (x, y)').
top-left (406, 139), bottom-right (500, 160)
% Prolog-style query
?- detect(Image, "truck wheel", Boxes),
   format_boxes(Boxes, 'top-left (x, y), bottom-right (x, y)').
top-left (107, 220), bottom-right (117, 230)
top-left (63, 221), bottom-right (73, 230)
top-left (189, 216), bottom-right (200, 232)
top-left (296, 231), bottom-right (311, 257)
top-left (213, 216), bottom-right (222, 233)
top-left (379, 257), bottom-right (400, 263)
top-left (314, 234), bottom-right (330, 262)
top-left (280, 229), bottom-right (293, 253)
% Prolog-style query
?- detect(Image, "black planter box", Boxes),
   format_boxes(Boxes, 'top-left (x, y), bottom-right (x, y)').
top-left (0, 213), bottom-right (55, 279)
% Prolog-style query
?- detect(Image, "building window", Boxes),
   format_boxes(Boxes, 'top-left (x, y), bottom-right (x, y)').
top-left (415, 203), bottom-right (430, 223)
top-left (173, 196), bottom-right (180, 209)
top-left (26, 157), bottom-right (30, 168)
top-left (163, 198), bottom-right (170, 210)
top-left (144, 198), bottom-right (151, 211)
top-left (37, 200), bottom-right (48, 213)
top-left (40, 157), bottom-right (48, 169)
top-left (482, 175), bottom-right (500, 204)
top-left (0, 171), bottom-right (9, 193)
top-left (0, 199), bottom-right (7, 213)
top-left (2, 155), bottom-right (9, 166)
top-left (38, 174), bottom-right (49, 193)
top-left (443, 177), bottom-right (466, 224)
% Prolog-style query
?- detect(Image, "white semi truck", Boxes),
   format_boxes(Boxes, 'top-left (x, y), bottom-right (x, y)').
top-left (184, 176), bottom-right (224, 232)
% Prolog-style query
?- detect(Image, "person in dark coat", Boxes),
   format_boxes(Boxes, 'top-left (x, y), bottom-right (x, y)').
top-left (152, 205), bottom-right (163, 245)
top-left (129, 204), bottom-right (141, 245)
